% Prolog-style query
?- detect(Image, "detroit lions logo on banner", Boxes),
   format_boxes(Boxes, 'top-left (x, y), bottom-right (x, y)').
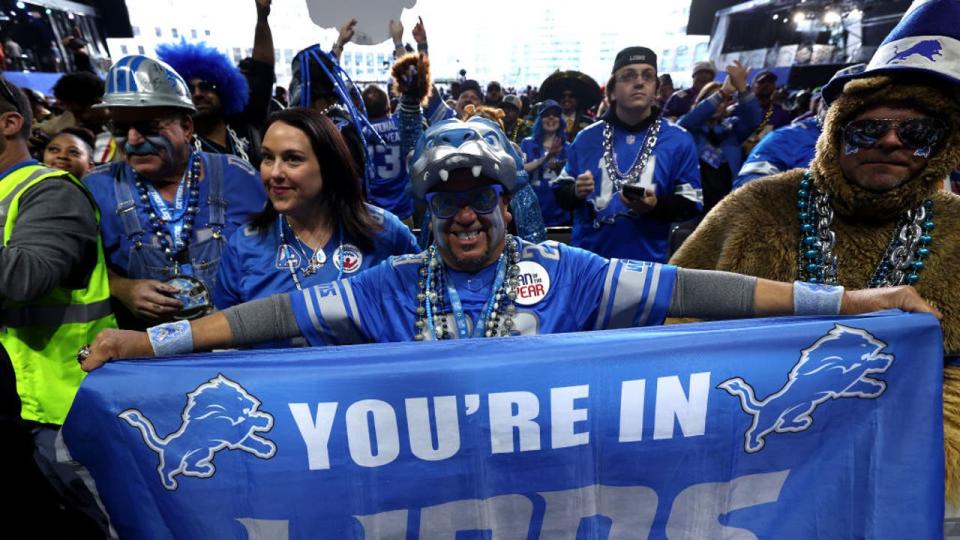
top-left (718, 324), bottom-right (894, 453)
top-left (118, 374), bottom-right (277, 490)
top-left (887, 39), bottom-right (944, 64)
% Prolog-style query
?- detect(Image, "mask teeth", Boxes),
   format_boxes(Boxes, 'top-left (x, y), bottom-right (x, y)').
top-left (438, 169), bottom-right (449, 181)
top-left (843, 142), bottom-right (859, 155)
top-left (471, 165), bottom-right (482, 178)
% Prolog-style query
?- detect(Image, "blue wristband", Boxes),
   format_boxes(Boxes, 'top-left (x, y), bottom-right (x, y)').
top-left (793, 281), bottom-right (845, 316)
top-left (147, 320), bottom-right (194, 356)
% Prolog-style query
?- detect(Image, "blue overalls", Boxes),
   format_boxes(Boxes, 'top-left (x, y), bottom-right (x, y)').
top-left (112, 156), bottom-right (228, 292)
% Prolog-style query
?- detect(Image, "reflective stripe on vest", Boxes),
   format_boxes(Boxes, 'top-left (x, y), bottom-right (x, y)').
top-left (1, 298), bottom-right (112, 327)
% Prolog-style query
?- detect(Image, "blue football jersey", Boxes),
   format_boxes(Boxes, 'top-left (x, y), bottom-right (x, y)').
top-left (289, 240), bottom-right (676, 346)
top-left (214, 205), bottom-right (418, 309)
top-left (733, 115), bottom-right (821, 189)
top-left (364, 115), bottom-right (414, 219)
top-left (554, 119), bottom-right (702, 262)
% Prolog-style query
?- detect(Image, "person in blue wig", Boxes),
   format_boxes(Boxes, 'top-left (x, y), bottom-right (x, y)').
top-left (157, 0), bottom-right (276, 167)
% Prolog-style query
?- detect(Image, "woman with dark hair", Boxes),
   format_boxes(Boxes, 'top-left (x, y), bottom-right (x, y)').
top-left (213, 108), bottom-right (418, 317)
top-left (521, 99), bottom-right (570, 226)
top-left (42, 127), bottom-right (95, 179)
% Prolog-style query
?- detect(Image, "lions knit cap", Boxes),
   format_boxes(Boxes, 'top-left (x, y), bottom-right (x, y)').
top-left (612, 47), bottom-right (657, 74)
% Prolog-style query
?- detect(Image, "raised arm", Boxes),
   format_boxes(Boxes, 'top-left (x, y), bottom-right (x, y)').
top-left (252, 0), bottom-right (273, 64)
top-left (331, 18), bottom-right (357, 61)
top-left (389, 19), bottom-right (405, 59)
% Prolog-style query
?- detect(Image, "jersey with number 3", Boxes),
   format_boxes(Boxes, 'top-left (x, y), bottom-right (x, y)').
top-left (364, 115), bottom-right (413, 219)
top-left (289, 239), bottom-right (676, 345)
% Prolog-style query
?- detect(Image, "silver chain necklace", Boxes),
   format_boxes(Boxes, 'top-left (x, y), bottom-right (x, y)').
top-left (192, 123), bottom-right (250, 163)
top-left (799, 182), bottom-right (933, 287)
top-left (602, 113), bottom-right (662, 191)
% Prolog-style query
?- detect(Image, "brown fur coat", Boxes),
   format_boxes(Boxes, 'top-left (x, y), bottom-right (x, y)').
top-left (671, 75), bottom-right (960, 501)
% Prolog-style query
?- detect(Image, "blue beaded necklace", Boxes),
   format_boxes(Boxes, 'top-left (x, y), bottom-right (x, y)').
top-left (797, 170), bottom-right (934, 286)
top-left (416, 236), bottom-right (520, 340)
top-left (134, 152), bottom-right (204, 275)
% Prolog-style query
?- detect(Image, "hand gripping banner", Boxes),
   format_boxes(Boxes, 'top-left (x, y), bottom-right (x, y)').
top-left (62, 311), bottom-right (944, 539)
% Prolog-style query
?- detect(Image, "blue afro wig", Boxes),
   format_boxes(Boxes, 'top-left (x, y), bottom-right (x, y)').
top-left (156, 40), bottom-right (249, 116)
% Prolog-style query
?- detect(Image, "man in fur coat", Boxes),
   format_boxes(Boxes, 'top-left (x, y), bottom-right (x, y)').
top-left (671, 0), bottom-right (960, 509)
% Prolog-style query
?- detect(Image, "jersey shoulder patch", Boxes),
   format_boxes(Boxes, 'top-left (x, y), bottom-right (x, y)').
top-left (222, 153), bottom-right (258, 176)
top-left (390, 251), bottom-right (428, 267)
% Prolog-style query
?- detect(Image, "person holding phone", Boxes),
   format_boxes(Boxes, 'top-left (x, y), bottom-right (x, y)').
top-left (552, 46), bottom-right (702, 263)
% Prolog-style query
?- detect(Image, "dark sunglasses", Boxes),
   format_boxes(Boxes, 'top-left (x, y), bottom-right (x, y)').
top-left (189, 80), bottom-right (218, 93)
top-left (843, 117), bottom-right (949, 150)
top-left (425, 184), bottom-right (504, 219)
top-left (108, 118), bottom-right (170, 139)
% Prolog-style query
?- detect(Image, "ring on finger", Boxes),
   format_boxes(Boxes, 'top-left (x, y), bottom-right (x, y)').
top-left (77, 344), bottom-right (92, 364)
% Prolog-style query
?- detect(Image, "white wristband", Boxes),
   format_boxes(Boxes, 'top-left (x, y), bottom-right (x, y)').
top-left (147, 320), bottom-right (194, 356)
top-left (793, 281), bottom-right (844, 316)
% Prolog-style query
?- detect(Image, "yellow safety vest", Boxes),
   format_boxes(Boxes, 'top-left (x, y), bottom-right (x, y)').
top-left (0, 164), bottom-right (116, 425)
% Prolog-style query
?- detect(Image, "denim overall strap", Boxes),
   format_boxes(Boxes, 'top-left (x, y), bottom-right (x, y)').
top-left (112, 164), bottom-right (144, 239)
top-left (206, 154), bottom-right (227, 229)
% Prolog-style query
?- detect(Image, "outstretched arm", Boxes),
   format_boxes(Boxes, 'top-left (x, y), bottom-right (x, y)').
top-left (80, 294), bottom-right (303, 371)
top-left (666, 268), bottom-right (942, 320)
top-left (81, 312), bottom-right (233, 371)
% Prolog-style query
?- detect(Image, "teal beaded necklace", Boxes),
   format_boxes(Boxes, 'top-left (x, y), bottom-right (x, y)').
top-left (796, 170), bottom-right (934, 286)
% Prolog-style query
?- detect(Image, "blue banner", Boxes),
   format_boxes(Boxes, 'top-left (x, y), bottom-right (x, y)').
top-left (62, 312), bottom-right (944, 539)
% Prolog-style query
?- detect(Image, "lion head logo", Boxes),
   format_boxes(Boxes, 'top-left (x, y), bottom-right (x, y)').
top-left (718, 324), bottom-right (894, 453)
top-left (119, 374), bottom-right (277, 490)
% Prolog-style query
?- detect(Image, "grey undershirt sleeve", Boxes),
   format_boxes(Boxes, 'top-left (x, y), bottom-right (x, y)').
top-left (667, 268), bottom-right (757, 319)
top-left (223, 294), bottom-right (302, 346)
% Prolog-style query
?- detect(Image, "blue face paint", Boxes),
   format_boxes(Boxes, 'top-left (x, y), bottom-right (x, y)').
top-left (914, 146), bottom-right (932, 158)
top-left (124, 135), bottom-right (177, 157)
top-left (431, 214), bottom-right (451, 251)
top-left (843, 142), bottom-right (859, 156)
top-left (486, 204), bottom-right (507, 248)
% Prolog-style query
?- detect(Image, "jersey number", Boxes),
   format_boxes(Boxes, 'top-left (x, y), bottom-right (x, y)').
top-left (373, 144), bottom-right (402, 178)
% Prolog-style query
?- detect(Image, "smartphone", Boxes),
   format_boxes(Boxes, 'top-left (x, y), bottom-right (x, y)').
top-left (621, 184), bottom-right (650, 200)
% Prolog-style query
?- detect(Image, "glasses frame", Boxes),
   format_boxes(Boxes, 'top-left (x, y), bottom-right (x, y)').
top-left (107, 116), bottom-right (179, 139)
top-left (842, 117), bottom-right (949, 151)
top-left (188, 80), bottom-right (218, 94)
top-left (425, 184), bottom-right (505, 219)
